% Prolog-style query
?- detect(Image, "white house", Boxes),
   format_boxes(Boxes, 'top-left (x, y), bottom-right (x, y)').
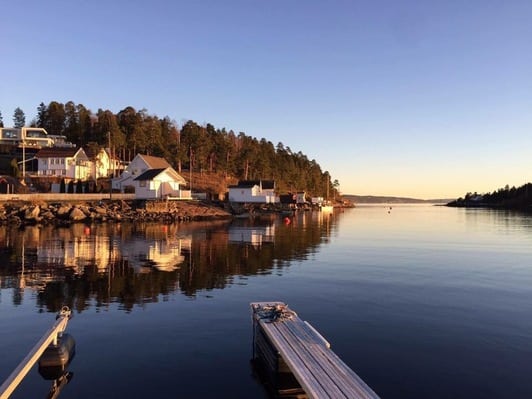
top-left (133, 167), bottom-right (189, 199)
top-left (112, 154), bottom-right (190, 199)
top-left (84, 147), bottom-right (123, 180)
top-left (35, 147), bottom-right (92, 180)
top-left (296, 191), bottom-right (307, 204)
top-left (228, 180), bottom-right (279, 203)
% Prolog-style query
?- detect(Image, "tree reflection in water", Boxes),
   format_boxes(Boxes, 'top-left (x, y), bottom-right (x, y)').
top-left (0, 210), bottom-right (337, 313)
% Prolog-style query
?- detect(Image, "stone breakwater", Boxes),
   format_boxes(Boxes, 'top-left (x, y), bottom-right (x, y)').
top-left (0, 200), bottom-right (232, 226)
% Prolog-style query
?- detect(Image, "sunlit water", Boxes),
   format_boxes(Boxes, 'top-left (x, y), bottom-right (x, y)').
top-left (1, 205), bottom-right (532, 398)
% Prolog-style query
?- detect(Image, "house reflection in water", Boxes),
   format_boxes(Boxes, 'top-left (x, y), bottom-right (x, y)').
top-left (36, 224), bottom-right (119, 274)
top-left (119, 225), bottom-right (192, 273)
top-left (135, 237), bottom-right (191, 272)
top-left (228, 223), bottom-right (275, 248)
top-left (0, 213), bottom-right (333, 310)
top-left (33, 224), bottom-right (192, 275)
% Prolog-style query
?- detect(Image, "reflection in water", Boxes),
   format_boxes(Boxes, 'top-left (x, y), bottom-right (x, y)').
top-left (0, 211), bottom-right (337, 313)
top-left (43, 371), bottom-right (73, 399)
top-left (39, 336), bottom-right (75, 399)
top-left (119, 225), bottom-right (192, 273)
top-left (228, 223), bottom-right (275, 247)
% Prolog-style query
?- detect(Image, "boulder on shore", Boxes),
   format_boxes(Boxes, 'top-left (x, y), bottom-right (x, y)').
top-left (69, 207), bottom-right (87, 221)
top-left (24, 205), bottom-right (40, 221)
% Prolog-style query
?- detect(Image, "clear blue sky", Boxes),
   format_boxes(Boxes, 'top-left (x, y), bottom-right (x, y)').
top-left (1, 0), bottom-right (531, 199)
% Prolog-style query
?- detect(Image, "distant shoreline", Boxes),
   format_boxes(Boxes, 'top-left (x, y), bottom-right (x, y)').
top-left (343, 194), bottom-right (453, 204)
top-left (446, 200), bottom-right (532, 212)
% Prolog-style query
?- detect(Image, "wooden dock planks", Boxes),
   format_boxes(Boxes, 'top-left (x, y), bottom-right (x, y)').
top-left (251, 302), bottom-right (379, 399)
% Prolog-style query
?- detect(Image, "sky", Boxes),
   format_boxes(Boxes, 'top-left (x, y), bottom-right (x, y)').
top-left (1, 0), bottom-right (531, 199)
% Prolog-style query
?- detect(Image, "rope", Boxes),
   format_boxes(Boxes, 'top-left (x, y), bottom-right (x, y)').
top-left (255, 303), bottom-right (296, 322)
top-left (55, 306), bottom-right (72, 321)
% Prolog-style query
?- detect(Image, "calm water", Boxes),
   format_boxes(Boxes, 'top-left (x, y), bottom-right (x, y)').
top-left (1, 205), bottom-right (532, 398)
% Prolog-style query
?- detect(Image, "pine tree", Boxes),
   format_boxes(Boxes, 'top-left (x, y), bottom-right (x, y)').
top-left (13, 107), bottom-right (25, 127)
top-left (36, 102), bottom-right (47, 127)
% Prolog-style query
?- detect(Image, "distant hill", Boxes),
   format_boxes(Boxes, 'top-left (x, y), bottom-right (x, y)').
top-left (343, 195), bottom-right (453, 204)
top-left (447, 183), bottom-right (532, 210)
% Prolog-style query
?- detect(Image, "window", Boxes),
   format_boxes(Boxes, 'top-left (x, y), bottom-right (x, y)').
top-left (2, 129), bottom-right (18, 139)
top-left (26, 129), bottom-right (46, 138)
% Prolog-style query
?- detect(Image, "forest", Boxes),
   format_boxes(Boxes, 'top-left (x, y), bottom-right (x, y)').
top-left (448, 183), bottom-right (532, 210)
top-left (0, 102), bottom-right (339, 197)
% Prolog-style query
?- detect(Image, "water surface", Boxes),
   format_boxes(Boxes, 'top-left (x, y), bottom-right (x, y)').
top-left (1, 205), bottom-right (531, 398)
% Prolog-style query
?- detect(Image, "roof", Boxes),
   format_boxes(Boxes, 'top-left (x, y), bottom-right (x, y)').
top-left (83, 146), bottom-right (100, 159)
top-left (134, 168), bottom-right (166, 181)
top-left (36, 147), bottom-right (84, 158)
top-left (230, 180), bottom-right (275, 189)
top-left (139, 154), bottom-right (171, 169)
top-left (83, 147), bottom-right (120, 161)
top-left (134, 167), bottom-right (187, 184)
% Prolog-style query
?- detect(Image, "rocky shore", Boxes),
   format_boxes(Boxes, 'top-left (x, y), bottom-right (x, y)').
top-left (0, 200), bottom-right (232, 226)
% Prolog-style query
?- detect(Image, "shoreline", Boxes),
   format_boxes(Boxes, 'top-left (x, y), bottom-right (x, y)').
top-left (0, 200), bottom-right (233, 226)
top-left (446, 202), bottom-right (532, 212)
top-left (0, 199), bottom-right (353, 227)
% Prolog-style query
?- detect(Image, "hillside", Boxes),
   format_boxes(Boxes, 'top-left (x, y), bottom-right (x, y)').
top-left (183, 171), bottom-right (238, 199)
top-left (10, 101), bottom-right (337, 199)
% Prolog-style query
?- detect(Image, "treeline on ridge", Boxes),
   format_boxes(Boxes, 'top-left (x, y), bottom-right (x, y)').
top-left (2, 102), bottom-right (338, 197)
top-left (448, 183), bottom-right (532, 210)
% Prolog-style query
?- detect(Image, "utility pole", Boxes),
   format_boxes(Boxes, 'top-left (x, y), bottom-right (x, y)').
top-left (21, 128), bottom-right (25, 182)
top-left (189, 146), bottom-right (193, 193)
top-left (108, 131), bottom-right (112, 200)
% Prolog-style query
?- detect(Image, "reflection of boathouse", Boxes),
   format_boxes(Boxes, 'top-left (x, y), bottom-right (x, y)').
top-left (228, 224), bottom-right (275, 247)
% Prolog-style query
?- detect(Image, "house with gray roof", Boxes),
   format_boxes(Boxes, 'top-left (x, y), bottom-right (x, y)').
top-left (112, 154), bottom-right (190, 199)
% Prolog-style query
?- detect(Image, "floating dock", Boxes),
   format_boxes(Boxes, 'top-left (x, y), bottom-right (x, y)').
top-left (251, 302), bottom-right (379, 399)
